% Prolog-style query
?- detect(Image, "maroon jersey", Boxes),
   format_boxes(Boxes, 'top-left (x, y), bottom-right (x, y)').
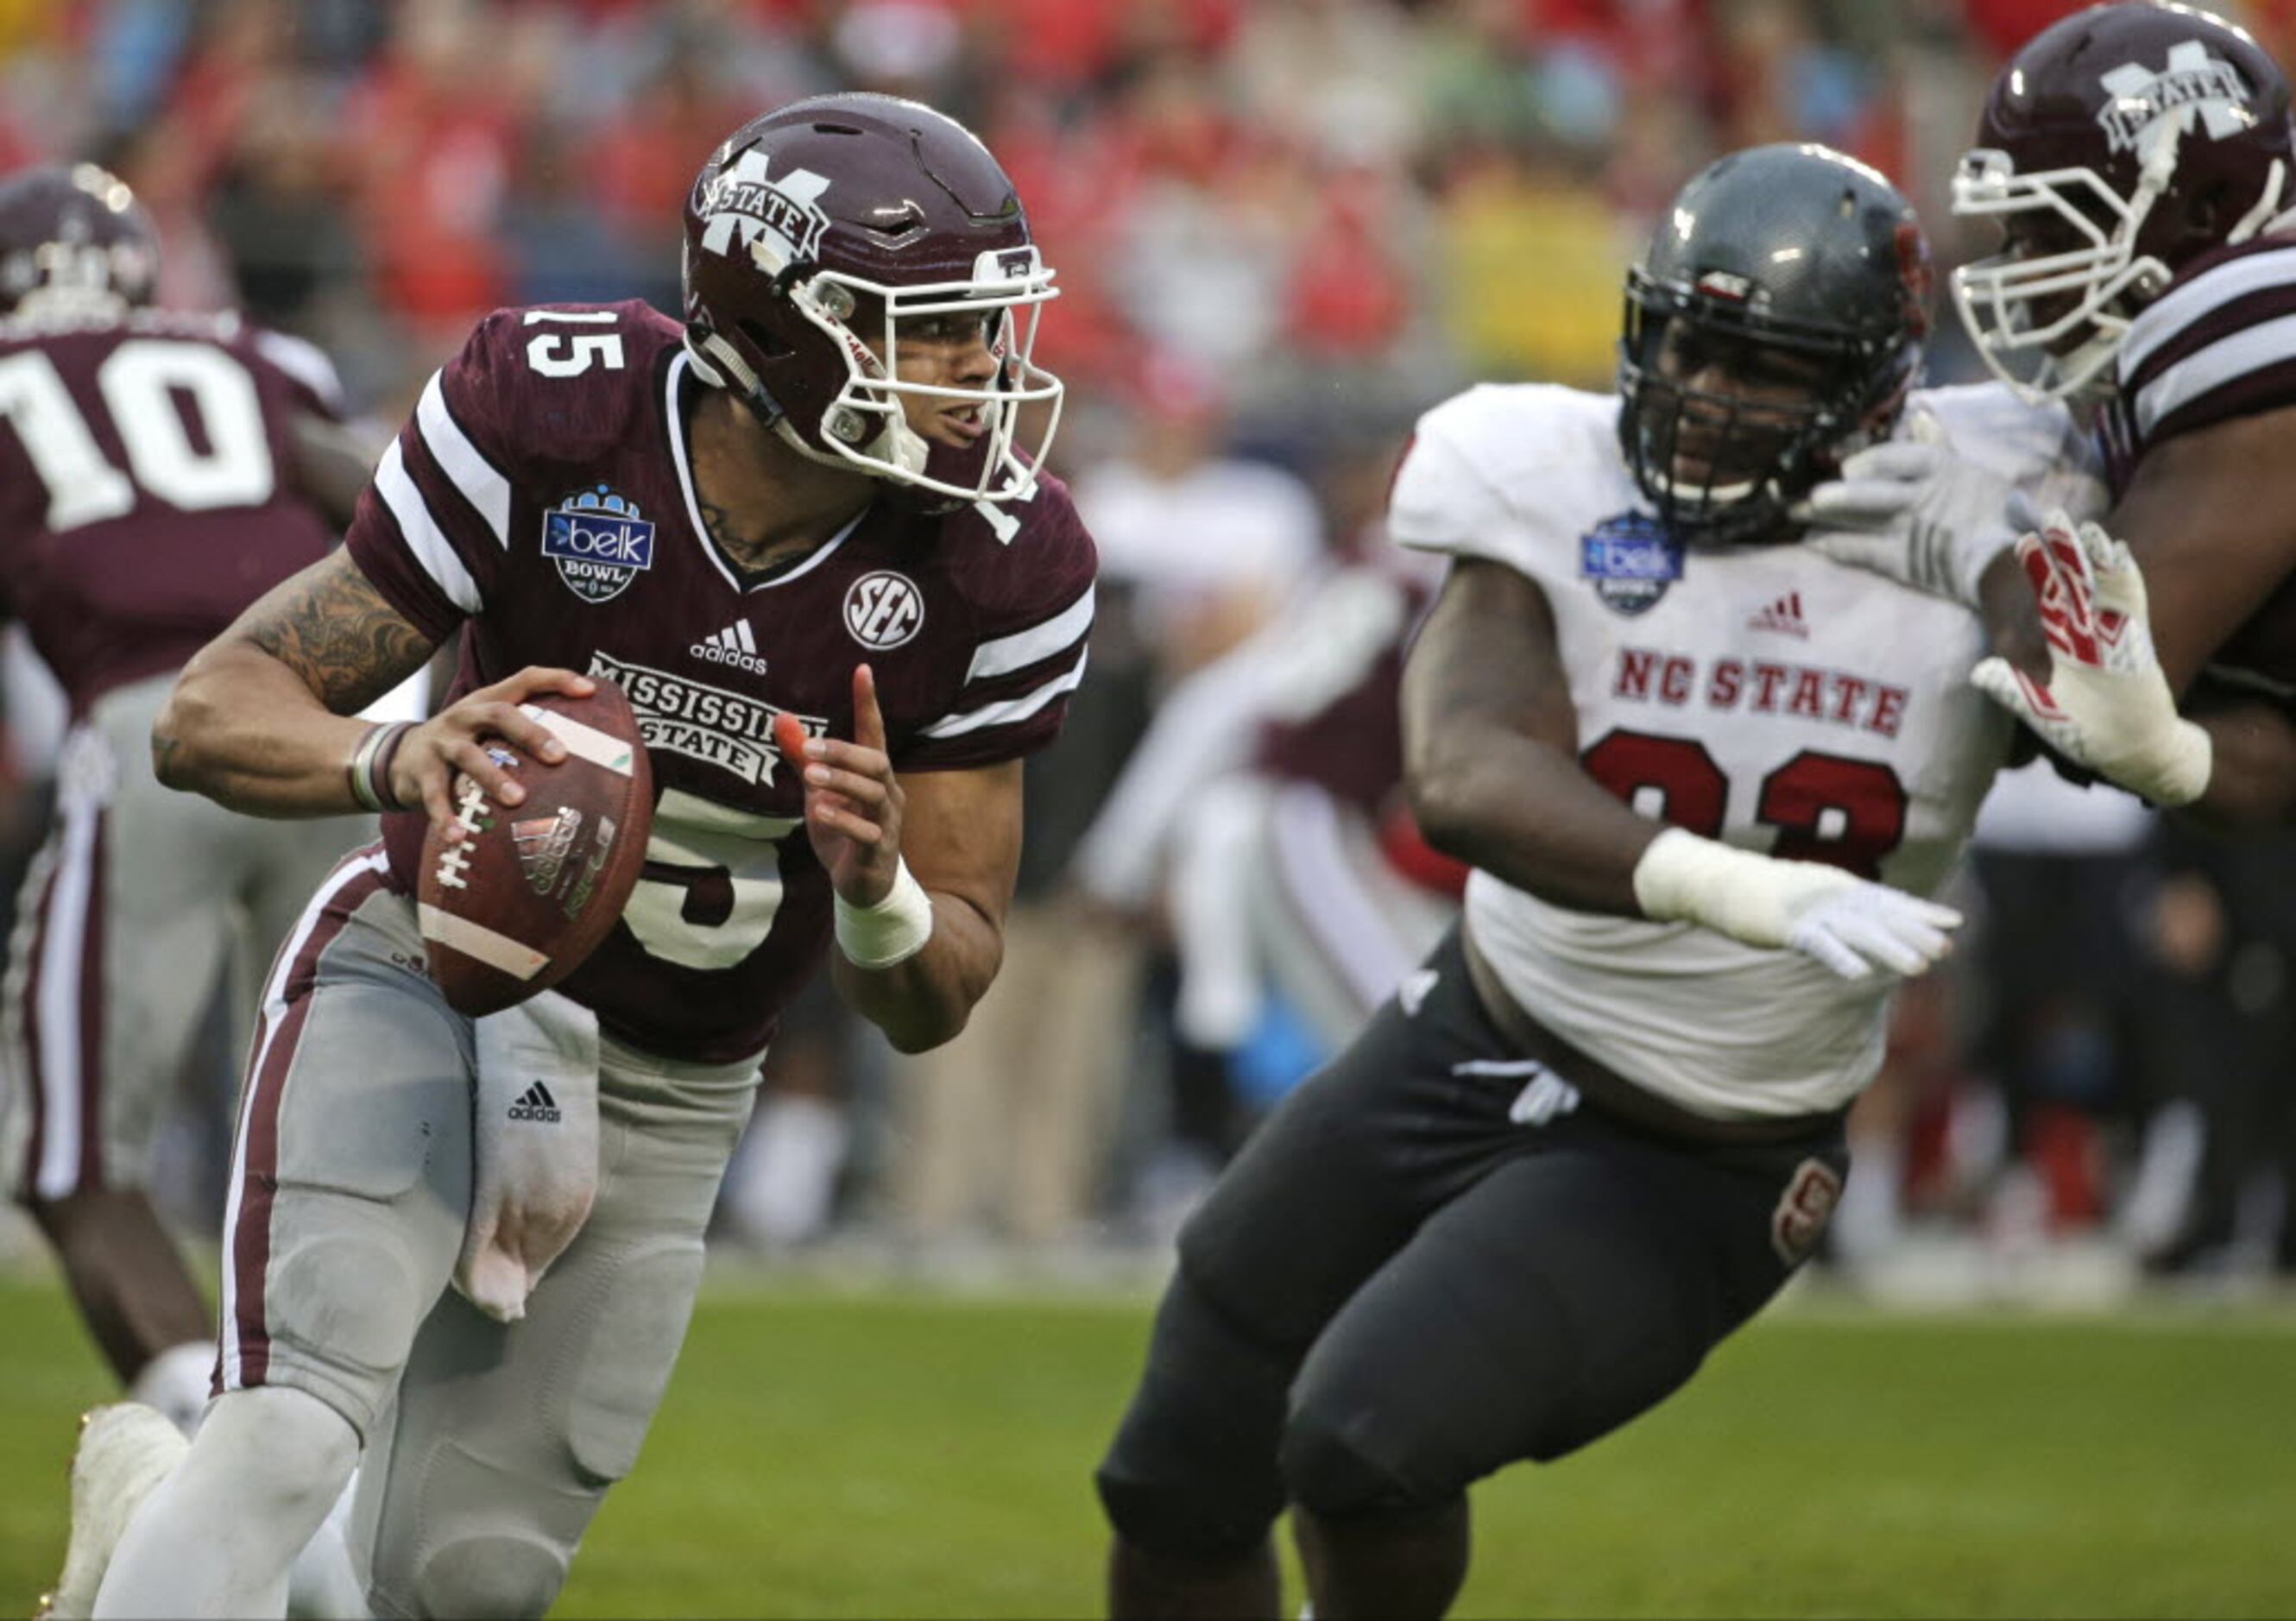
top-left (0, 308), bottom-right (343, 711)
top-left (348, 302), bottom-right (1097, 1062)
top-left (2100, 233), bottom-right (2296, 695)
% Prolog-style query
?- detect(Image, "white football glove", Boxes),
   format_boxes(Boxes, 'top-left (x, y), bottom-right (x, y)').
top-left (1969, 511), bottom-right (2211, 807)
top-left (1631, 827), bottom-right (1963, 982)
top-left (1798, 412), bottom-right (2022, 609)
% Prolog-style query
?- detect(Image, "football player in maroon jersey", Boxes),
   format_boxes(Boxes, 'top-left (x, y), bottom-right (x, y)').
top-left (0, 164), bottom-right (383, 1444)
top-left (1815, 3), bottom-right (2296, 822)
top-left (49, 96), bottom-right (1094, 1618)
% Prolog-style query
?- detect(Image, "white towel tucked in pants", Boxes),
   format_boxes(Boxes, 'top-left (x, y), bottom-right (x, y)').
top-left (457, 989), bottom-right (602, 1322)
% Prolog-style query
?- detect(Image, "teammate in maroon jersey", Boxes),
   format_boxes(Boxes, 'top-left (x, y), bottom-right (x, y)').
top-left (1817, 4), bottom-right (2296, 821)
top-left (0, 163), bottom-right (381, 1441)
top-left (43, 94), bottom-right (1094, 1619)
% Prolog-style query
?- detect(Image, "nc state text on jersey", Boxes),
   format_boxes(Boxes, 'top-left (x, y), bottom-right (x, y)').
top-left (1613, 647), bottom-right (1908, 737)
top-left (587, 653), bottom-right (822, 786)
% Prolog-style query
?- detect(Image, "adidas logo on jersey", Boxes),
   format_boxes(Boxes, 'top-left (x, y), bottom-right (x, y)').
top-left (691, 620), bottom-right (768, 675)
top-left (508, 1082), bottom-right (563, 1124)
top-left (1747, 591), bottom-right (1809, 638)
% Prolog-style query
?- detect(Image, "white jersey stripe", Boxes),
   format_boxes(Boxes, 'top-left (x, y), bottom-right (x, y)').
top-left (2121, 244), bottom-right (2296, 378)
top-left (2133, 310), bottom-right (2296, 437)
top-left (919, 648), bottom-right (1088, 738)
top-left (415, 369), bottom-right (511, 548)
top-left (964, 583), bottom-right (1095, 681)
top-left (375, 439), bottom-right (483, 615)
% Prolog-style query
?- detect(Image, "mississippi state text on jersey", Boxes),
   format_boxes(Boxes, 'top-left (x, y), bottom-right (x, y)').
top-left (0, 307), bottom-right (344, 710)
top-left (346, 302), bottom-right (1095, 1062)
top-left (1388, 381), bottom-right (2071, 1120)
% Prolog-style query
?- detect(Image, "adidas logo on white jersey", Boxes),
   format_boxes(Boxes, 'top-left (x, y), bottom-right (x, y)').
top-left (508, 1081), bottom-right (562, 1124)
top-left (1747, 590), bottom-right (1809, 638)
top-left (691, 619), bottom-right (768, 674)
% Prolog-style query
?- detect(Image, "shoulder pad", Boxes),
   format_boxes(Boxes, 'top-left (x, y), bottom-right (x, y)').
top-left (439, 302), bottom-right (680, 472)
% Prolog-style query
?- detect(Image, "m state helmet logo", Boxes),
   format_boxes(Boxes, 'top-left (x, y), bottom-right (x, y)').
top-left (699, 148), bottom-right (832, 274)
top-left (844, 571), bottom-right (924, 650)
top-left (2098, 42), bottom-right (2253, 155)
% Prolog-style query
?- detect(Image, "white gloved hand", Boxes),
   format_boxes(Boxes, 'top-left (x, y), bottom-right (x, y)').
top-left (1631, 827), bottom-right (1964, 982)
top-left (1799, 411), bottom-right (2018, 608)
top-left (1969, 510), bottom-right (2212, 806)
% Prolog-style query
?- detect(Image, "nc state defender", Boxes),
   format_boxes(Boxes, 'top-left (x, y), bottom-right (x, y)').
top-left (1096, 147), bottom-right (2065, 1618)
top-left (0, 165), bottom-right (378, 1437)
top-left (1831, 5), bottom-right (2296, 822)
top-left (59, 97), bottom-right (1093, 1619)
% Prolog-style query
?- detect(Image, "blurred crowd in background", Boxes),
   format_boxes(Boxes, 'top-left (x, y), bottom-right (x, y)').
top-left (3, 0), bottom-right (2294, 1297)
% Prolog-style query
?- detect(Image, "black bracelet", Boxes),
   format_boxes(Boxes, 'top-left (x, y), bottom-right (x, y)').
top-left (368, 722), bottom-right (413, 812)
top-left (347, 722), bottom-right (413, 813)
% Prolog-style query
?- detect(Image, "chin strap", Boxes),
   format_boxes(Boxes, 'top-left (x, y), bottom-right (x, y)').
top-left (685, 319), bottom-right (937, 486)
top-left (2230, 158), bottom-right (2291, 245)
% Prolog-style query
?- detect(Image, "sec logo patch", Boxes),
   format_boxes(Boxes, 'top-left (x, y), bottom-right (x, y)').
top-left (844, 571), bottom-right (924, 650)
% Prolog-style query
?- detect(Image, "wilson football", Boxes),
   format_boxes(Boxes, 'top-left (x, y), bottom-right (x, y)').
top-left (417, 680), bottom-right (654, 1018)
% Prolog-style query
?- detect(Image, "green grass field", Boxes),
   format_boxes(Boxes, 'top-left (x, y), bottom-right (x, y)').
top-left (3, 1274), bottom-right (2293, 1618)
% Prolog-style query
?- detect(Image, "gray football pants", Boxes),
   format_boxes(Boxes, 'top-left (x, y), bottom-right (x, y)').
top-left (218, 848), bottom-right (760, 1617)
top-left (1, 671), bottom-right (367, 1201)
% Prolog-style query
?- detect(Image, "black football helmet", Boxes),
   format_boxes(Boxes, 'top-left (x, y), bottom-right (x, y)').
top-left (1618, 143), bottom-right (1931, 546)
top-left (681, 92), bottom-right (1060, 506)
top-left (1953, 2), bottom-right (2296, 401)
top-left (0, 163), bottom-right (160, 319)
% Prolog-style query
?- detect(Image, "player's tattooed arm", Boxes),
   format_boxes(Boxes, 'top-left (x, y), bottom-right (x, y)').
top-left (152, 550), bottom-right (441, 817)
top-left (156, 549), bottom-right (588, 833)
top-left (1401, 558), bottom-right (1665, 915)
top-left (243, 549), bottom-right (438, 715)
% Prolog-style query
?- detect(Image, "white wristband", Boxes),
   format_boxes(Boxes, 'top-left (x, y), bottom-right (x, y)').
top-left (834, 858), bottom-right (935, 969)
top-left (1631, 826), bottom-right (1824, 948)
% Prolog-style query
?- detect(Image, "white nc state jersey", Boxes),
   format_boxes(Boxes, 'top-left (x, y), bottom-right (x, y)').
top-left (1389, 382), bottom-right (2074, 1120)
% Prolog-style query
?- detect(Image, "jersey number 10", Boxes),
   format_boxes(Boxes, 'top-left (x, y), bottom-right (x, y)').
top-left (0, 339), bottom-right (274, 530)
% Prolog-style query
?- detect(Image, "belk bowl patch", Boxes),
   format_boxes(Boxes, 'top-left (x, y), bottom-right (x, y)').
top-left (543, 486), bottom-right (655, 604)
top-left (1581, 512), bottom-right (1681, 616)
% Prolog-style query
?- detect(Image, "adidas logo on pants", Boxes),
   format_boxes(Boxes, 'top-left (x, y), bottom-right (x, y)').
top-left (508, 1081), bottom-right (563, 1124)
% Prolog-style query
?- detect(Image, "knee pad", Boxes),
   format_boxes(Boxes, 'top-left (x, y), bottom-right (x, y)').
top-left (1280, 1408), bottom-right (1453, 1523)
top-left (1094, 1272), bottom-right (1292, 1561)
top-left (206, 1386), bottom-right (360, 1525)
top-left (1094, 1466), bottom-right (1277, 1564)
top-left (403, 1530), bottom-right (567, 1620)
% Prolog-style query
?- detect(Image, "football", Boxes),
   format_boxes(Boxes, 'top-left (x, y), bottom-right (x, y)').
top-left (416, 679), bottom-right (654, 1018)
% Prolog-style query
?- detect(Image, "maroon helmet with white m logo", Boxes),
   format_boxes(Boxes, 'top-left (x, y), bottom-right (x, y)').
top-left (0, 163), bottom-right (160, 319)
top-left (680, 93), bottom-right (1061, 505)
top-left (1952, 2), bottom-right (2296, 400)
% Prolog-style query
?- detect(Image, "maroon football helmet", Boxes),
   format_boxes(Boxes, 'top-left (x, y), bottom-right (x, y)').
top-left (0, 163), bottom-right (160, 319)
top-left (681, 93), bottom-right (1060, 506)
top-left (1953, 3), bottom-right (2296, 400)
